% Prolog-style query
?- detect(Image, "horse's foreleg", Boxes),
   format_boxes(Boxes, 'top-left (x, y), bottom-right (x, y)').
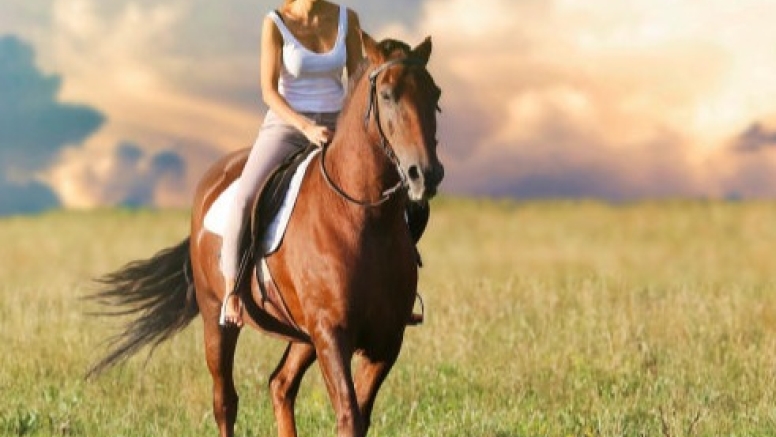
top-left (354, 340), bottom-right (402, 432)
top-left (203, 301), bottom-right (241, 437)
top-left (312, 327), bottom-right (364, 437)
top-left (269, 342), bottom-right (316, 437)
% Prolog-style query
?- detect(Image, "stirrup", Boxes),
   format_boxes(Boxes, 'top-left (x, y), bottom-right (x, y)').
top-left (408, 292), bottom-right (425, 326)
top-left (219, 291), bottom-right (244, 327)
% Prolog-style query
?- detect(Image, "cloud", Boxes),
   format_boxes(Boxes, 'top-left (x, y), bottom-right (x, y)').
top-left (445, 116), bottom-right (702, 200)
top-left (380, 0), bottom-right (776, 199)
top-left (6, 0), bottom-right (776, 206)
top-left (0, 1), bottom-right (440, 210)
top-left (0, 35), bottom-right (103, 172)
top-left (0, 30), bottom-right (214, 212)
top-left (0, 35), bottom-right (105, 214)
top-left (0, 1), bottom-right (423, 213)
top-left (46, 142), bottom-right (190, 208)
top-left (4, 0), bottom-right (258, 209)
top-left (0, 181), bottom-right (60, 215)
top-left (27, 0), bottom-right (427, 208)
top-left (731, 123), bottom-right (776, 153)
top-left (106, 143), bottom-right (186, 207)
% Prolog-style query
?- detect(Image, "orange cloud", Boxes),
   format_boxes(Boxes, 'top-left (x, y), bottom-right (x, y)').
top-left (14, 0), bottom-right (776, 207)
top-left (35, 0), bottom-right (261, 207)
top-left (381, 0), bottom-right (776, 198)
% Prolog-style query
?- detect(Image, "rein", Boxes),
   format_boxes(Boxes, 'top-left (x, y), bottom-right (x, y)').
top-left (319, 56), bottom-right (426, 207)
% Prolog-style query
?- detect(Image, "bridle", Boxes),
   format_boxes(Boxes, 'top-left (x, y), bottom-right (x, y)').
top-left (320, 56), bottom-right (427, 207)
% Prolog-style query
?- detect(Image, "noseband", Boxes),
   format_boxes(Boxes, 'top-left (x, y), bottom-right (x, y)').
top-left (320, 56), bottom-right (427, 207)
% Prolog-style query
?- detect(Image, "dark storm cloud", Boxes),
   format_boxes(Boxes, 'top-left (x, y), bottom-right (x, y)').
top-left (450, 119), bottom-right (702, 201)
top-left (0, 35), bottom-right (104, 171)
top-left (463, 148), bottom-right (698, 201)
top-left (0, 34), bottom-right (191, 212)
top-left (150, 150), bottom-right (185, 176)
top-left (731, 123), bottom-right (776, 153)
top-left (0, 35), bottom-right (104, 214)
top-left (106, 143), bottom-right (187, 207)
top-left (0, 180), bottom-right (59, 215)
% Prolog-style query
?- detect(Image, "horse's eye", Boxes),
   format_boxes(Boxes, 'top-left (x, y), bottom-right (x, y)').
top-left (380, 89), bottom-right (393, 101)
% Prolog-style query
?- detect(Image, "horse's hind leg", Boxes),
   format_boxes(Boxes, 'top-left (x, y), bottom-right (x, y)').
top-left (269, 342), bottom-right (316, 437)
top-left (202, 305), bottom-right (241, 437)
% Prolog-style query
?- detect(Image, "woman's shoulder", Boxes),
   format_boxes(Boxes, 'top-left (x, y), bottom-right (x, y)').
top-left (264, 7), bottom-right (282, 27)
top-left (262, 11), bottom-right (284, 44)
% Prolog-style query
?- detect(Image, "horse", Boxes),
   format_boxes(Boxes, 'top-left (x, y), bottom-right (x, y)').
top-left (86, 31), bottom-right (443, 437)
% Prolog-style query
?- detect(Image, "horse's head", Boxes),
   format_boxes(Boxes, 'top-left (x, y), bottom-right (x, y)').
top-left (362, 32), bottom-right (445, 202)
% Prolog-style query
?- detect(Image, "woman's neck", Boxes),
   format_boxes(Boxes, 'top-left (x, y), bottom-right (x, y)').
top-left (285, 0), bottom-right (324, 22)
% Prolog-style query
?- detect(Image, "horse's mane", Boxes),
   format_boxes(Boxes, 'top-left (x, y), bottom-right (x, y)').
top-left (342, 38), bottom-right (412, 109)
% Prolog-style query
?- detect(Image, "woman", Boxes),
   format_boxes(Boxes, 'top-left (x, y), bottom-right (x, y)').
top-left (220, 0), bottom-right (363, 327)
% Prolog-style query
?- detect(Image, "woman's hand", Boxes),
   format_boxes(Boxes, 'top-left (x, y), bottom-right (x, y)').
top-left (301, 122), bottom-right (333, 146)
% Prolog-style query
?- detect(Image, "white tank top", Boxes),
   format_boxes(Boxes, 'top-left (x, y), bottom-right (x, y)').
top-left (268, 6), bottom-right (348, 113)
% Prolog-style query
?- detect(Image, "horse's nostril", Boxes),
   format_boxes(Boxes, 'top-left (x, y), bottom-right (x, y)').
top-left (407, 165), bottom-right (421, 181)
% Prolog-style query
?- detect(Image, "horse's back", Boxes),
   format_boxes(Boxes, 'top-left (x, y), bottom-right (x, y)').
top-left (192, 148), bottom-right (250, 228)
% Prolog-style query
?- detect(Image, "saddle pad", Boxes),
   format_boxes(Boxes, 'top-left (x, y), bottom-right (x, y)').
top-left (204, 148), bottom-right (321, 254)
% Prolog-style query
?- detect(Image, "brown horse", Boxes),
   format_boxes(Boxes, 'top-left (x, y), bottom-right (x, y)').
top-left (87, 32), bottom-right (443, 437)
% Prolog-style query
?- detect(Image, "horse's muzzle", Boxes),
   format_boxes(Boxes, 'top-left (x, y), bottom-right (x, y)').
top-left (406, 162), bottom-right (444, 201)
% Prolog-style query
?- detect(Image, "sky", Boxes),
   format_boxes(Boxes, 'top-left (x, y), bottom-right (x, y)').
top-left (2, 0), bottom-right (776, 214)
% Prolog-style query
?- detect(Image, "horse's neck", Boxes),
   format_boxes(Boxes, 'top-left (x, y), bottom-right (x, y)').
top-left (326, 86), bottom-right (402, 203)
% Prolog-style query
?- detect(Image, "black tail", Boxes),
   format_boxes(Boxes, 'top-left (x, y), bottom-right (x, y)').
top-left (85, 238), bottom-right (199, 378)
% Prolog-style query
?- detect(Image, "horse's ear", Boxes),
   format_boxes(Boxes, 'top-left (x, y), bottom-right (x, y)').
top-left (411, 36), bottom-right (432, 65)
top-left (361, 30), bottom-right (382, 64)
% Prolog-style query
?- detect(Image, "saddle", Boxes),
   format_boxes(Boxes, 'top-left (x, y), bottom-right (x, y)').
top-left (231, 144), bottom-right (318, 338)
top-left (250, 144), bottom-right (319, 248)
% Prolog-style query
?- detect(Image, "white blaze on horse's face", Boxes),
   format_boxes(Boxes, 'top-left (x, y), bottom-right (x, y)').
top-left (372, 37), bottom-right (445, 202)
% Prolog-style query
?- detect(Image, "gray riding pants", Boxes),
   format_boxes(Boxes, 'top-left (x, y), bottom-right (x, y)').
top-left (221, 109), bottom-right (338, 280)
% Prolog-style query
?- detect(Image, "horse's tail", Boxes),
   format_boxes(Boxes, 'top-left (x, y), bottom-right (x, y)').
top-left (85, 237), bottom-right (199, 379)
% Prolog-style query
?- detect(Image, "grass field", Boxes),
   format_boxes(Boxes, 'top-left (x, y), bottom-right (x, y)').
top-left (2, 198), bottom-right (776, 436)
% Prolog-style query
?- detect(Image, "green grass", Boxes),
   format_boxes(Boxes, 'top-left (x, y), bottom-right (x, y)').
top-left (2, 199), bottom-right (776, 436)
